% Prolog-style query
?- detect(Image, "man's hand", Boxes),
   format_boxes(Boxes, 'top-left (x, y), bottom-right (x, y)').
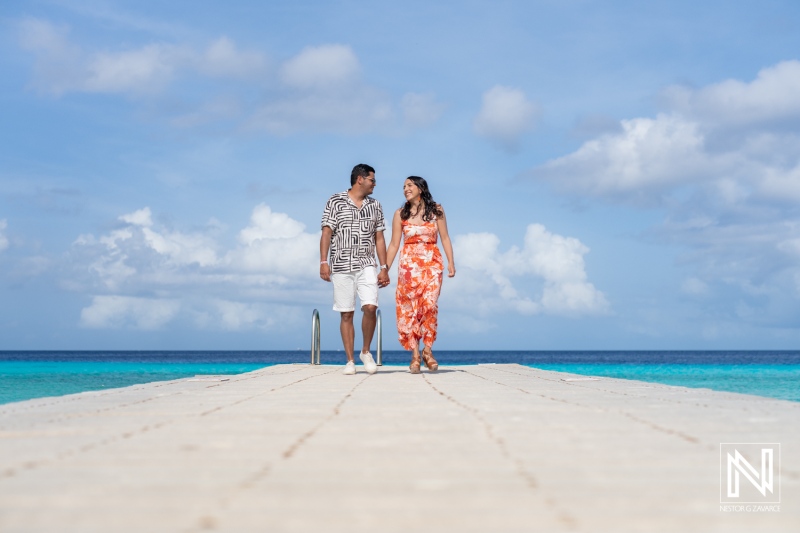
top-left (320, 262), bottom-right (331, 282)
top-left (378, 268), bottom-right (390, 288)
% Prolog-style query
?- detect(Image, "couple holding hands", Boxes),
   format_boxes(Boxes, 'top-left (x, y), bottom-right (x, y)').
top-left (320, 163), bottom-right (456, 375)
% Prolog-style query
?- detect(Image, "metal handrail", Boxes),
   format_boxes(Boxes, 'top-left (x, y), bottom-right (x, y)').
top-left (376, 309), bottom-right (383, 366)
top-left (311, 307), bottom-right (382, 366)
top-left (311, 309), bottom-right (320, 365)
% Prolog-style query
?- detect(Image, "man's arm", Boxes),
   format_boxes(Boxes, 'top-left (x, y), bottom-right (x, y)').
top-left (320, 226), bottom-right (333, 282)
top-left (375, 230), bottom-right (390, 287)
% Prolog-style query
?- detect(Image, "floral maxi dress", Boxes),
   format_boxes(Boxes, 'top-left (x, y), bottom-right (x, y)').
top-left (396, 217), bottom-right (444, 350)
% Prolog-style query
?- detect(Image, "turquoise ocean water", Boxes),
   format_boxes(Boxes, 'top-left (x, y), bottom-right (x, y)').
top-left (1, 351), bottom-right (798, 404)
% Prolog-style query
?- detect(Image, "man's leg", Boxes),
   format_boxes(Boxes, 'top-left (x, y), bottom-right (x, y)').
top-left (361, 304), bottom-right (377, 354)
top-left (340, 311), bottom-right (355, 362)
top-left (332, 271), bottom-right (357, 368)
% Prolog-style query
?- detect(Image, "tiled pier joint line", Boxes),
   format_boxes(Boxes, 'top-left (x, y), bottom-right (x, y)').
top-left (467, 364), bottom-right (800, 480)
top-left (185, 374), bottom-right (371, 533)
top-left (462, 366), bottom-right (702, 445)
top-left (421, 373), bottom-right (578, 529)
top-left (484, 364), bottom-right (795, 414)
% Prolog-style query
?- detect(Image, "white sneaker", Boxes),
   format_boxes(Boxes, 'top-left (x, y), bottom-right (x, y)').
top-left (359, 351), bottom-right (378, 374)
top-left (343, 361), bottom-right (356, 375)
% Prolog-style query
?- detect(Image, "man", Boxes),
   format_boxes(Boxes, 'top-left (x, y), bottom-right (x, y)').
top-left (320, 163), bottom-right (390, 375)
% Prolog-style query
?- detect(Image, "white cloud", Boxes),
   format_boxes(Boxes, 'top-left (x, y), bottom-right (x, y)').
top-left (280, 44), bottom-right (359, 89)
top-left (450, 224), bottom-right (609, 316)
top-left (473, 85), bottom-right (539, 150)
top-left (83, 44), bottom-right (188, 94)
top-left (17, 19), bottom-right (265, 96)
top-left (18, 21), bottom-right (442, 135)
top-left (80, 295), bottom-right (180, 329)
top-left (119, 207), bottom-right (153, 227)
top-left (534, 113), bottom-right (733, 202)
top-left (69, 204), bottom-right (324, 329)
top-left (530, 60), bottom-right (800, 324)
top-left (251, 46), bottom-right (441, 135)
top-left (229, 204), bottom-right (318, 277)
top-left (0, 219), bottom-right (8, 252)
top-left (69, 206), bottom-right (607, 330)
top-left (663, 60), bottom-right (800, 127)
top-left (249, 44), bottom-right (400, 135)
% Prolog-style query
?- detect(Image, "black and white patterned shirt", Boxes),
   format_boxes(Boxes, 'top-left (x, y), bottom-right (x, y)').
top-left (321, 191), bottom-right (386, 273)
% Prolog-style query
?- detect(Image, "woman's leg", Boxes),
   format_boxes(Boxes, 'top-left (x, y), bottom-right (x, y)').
top-left (419, 269), bottom-right (443, 370)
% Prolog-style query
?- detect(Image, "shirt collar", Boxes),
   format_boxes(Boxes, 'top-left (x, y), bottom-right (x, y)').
top-left (345, 190), bottom-right (371, 207)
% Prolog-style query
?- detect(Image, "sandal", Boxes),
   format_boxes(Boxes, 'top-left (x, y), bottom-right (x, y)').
top-left (409, 352), bottom-right (421, 374)
top-left (421, 348), bottom-right (438, 372)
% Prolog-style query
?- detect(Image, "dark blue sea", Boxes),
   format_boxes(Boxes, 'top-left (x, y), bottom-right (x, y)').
top-left (1, 351), bottom-right (799, 404)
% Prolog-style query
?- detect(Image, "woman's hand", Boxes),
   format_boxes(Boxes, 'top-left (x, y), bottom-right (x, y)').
top-left (447, 263), bottom-right (456, 278)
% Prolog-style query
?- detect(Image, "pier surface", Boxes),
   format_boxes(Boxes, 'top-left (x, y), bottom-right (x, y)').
top-left (1, 363), bottom-right (798, 532)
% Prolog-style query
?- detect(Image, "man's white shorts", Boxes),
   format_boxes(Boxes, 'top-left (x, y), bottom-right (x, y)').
top-left (331, 267), bottom-right (378, 312)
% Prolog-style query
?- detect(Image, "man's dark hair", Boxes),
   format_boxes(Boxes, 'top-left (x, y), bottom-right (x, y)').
top-left (350, 163), bottom-right (375, 186)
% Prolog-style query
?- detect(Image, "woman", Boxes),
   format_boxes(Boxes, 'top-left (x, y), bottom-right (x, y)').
top-left (386, 176), bottom-right (456, 373)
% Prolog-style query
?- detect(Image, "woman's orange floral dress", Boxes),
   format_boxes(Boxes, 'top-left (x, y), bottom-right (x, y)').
top-left (396, 217), bottom-right (443, 350)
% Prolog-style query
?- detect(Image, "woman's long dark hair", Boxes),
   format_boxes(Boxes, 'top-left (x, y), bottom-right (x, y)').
top-left (400, 176), bottom-right (443, 222)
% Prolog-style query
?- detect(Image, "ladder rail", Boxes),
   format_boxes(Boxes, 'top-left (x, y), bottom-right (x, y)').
top-left (310, 309), bottom-right (321, 365)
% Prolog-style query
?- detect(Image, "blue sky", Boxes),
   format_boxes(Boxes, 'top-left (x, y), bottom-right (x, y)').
top-left (2, 0), bottom-right (800, 350)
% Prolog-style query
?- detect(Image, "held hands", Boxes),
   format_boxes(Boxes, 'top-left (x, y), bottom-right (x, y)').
top-left (377, 268), bottom-right (390, 288)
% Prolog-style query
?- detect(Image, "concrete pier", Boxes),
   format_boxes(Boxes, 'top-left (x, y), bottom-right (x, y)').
top-left (0, 364), bottom-right (797, 532)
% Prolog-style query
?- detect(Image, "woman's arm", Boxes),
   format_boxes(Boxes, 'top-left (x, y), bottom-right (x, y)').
top-left (437, 206), bottom-right (456, 277)
top-left (385, 209), bottom-right (403, 270)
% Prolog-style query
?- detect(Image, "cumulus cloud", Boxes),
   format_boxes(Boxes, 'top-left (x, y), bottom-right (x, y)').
top-left (83, 44), bottom-right (190, 94)
top-left (280, 44), bottom-right (359, 89)
top-left (71, 204), bottom-right (324, 329)
top-left (529, 60), bottom-right (800, 324)
top-left (449, 224), bottom-right (609, 316)
top-left (229, 204), bottom-right (318, 277)
top-left (533, 61), bottom-right (800, 203)
top-left (662, 60), bottom-right (800, 127)
top-left (249, 44), bottom-right (405, 135)
top-left (69, 205), bottom-right (604, 330)
top-left (119, 207), bottom-right (153, 226)
top-left (535, 113), bottom-right (728, 202)
top-left (473, 85), bottom-right (539, 150)
top-left (0, 219), bottom-right (8, 252)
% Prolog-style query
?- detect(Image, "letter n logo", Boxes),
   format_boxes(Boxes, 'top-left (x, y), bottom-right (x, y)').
top-left (720, 443), bottom-right (780, 504)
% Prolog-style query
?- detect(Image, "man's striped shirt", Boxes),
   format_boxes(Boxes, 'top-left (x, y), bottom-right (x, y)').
top-left (321, 191), bottom-right (386, 273)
